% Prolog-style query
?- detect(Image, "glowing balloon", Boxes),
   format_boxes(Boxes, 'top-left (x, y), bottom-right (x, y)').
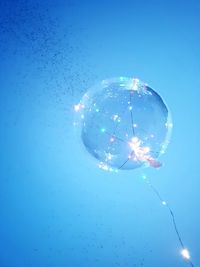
top-left (75, 77), bottom-right (172, 171)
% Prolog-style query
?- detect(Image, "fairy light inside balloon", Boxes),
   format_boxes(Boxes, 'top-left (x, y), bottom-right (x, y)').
top-left (75, 77), bottom-right (172, 171)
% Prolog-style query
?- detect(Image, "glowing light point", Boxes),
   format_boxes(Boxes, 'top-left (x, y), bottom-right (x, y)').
top-left (133, 123), bottom-right (137, 128)
top-left (110, 137), bottom-right (115, 143)
top-left (181, 248), bottom-right (191, 260)
top-left (112, 114), bottom-right (119, 121)
top-left (105, 152), bottom-right (113, 161)
top-left (101, 128), bottom-right (106, 133)
top-left (74, 103), bottom-right (84, 112)
top-left (162, 201), bottom-right (167, 205)
top-left (142, 175), bottom-right (147, 180)
top-left (129, 106), bottom-right (133, 111)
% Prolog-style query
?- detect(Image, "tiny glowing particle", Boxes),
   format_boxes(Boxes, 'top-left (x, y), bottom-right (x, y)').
top-left (105, 152), bottom-right (113, 161)
top-left (142, 175), bottom-right (147, 180)
top-left (112, 114), bottom-right (119, 121)
top-left (110, 137), bottom-right (115, 142)
top-left (101, 128), bottom-right (106, 133)
top-left (162, 201), bottom-right (167, 205)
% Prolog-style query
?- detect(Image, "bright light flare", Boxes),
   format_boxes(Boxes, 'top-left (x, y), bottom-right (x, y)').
top-left (74, 103), bottom-right (84, 112)
top-left (181, 248), bottom-right (191, 260)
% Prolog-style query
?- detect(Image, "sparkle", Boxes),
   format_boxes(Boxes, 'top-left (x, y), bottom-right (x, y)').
top-left (101, 128), bottom-right (106, 133)
top-left (74, 103), bottom-right (84, 112)
top-left (162, 201), bottom-right (167, 205)
top-left (129, 106), bottom-right (133, 111)
top-left (81, 114), bottom-right (84, 119)
top-left (105, 152), bottom-right (113, 161)
top-left (181, 249), bottom-right (191, 260)
top-left (110, 137), bottom-right (115, 143)
top-left (112, 114), bottom-right (119, 121)
top-left (133, 123), bottom-right (137, 128)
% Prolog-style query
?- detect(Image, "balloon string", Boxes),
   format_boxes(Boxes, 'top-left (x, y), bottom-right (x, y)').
top-left (144, 178), bottom-right (195, 267)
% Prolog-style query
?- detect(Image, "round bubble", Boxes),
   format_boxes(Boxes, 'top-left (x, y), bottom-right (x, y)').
top-left (77, 77), bottom-right (172, 171)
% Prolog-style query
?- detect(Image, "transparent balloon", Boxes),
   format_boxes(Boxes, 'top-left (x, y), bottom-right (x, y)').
top-left (75, 77), bottom-right (172, 171)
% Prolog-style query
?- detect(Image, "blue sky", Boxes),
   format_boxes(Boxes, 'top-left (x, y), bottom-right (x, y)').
top-left (0, 0), bottom-right (199, 266)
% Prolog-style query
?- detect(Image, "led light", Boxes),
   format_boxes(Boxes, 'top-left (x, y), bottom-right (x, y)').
top-left (106, 153), bottom-right (113, 161)
top-left (110, 137), bottom-right (115, 142)
top-left (181, 248), bottom-right (190, 260)
top-left (112, 114), bottom-right (119, 121)
top-left (74, 103), bottom-right (81, 112)
top-left (74, 104), bottom-right (81, 112)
